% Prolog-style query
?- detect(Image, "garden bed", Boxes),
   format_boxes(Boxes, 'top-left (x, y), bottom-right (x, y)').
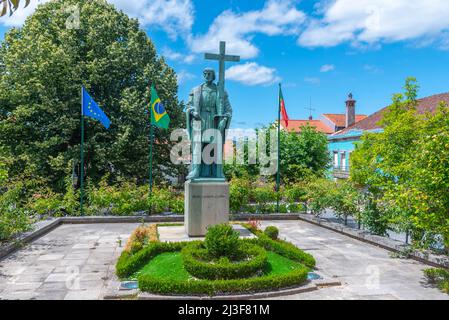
top-left (115, 224), bottom-right (315, 296)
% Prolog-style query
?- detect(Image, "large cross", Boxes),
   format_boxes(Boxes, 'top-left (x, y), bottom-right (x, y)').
top-left (205, 41), bottom-right (240, 115)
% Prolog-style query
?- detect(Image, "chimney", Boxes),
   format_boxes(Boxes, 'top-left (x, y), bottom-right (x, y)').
top-left (308, 115), bottom-right (313, 120)
top-left (345, 93), bottom-right (356, 128)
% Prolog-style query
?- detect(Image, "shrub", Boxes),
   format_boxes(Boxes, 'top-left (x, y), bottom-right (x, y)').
top-left (246, 218), bottom-right (261, 233)
top-left (88, 179), bottom-right (148, 215)
top-left (116, 225), bottom-right (314, 296)
top-left (169, 195), bottom-right (184, 214)
top-left (304, 178), bottom-right (335, 216)
top-left (252, 184), bottom-right (277, 213)
top-left (0, 185), bottom-right (32, 241)
top-left (27, 190), bottom-right (64, 216)
top-left (182, 242), bottom-right (267, 280)
top-left (116, 241), bottom-right (187, 279)
top-left (204, 224), bottom-right (240, 258)
top-left (329, 180), bottom-right (362, 225)
top-left (138, 264), bottom-right (308, 295)
top-left (229, 177), bottom-right (251, 213)
top-left (148, 187), bottom-right (172, 214)
top-left (424, 268), bottom-right (449, 294)
top-left (242, 225), bottom-right (316, 269)
top-left (360, 194), bottom-right (389, 236)
top-left (264, 226), bottom-right (279, 240)
top-left (124, 224), bottom-right (158, 254)
top-left (0, 205), bottom-right (32, 241)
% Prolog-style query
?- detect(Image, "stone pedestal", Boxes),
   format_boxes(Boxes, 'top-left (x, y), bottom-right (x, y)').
top-left (184, 180), bottom-right (229, 237)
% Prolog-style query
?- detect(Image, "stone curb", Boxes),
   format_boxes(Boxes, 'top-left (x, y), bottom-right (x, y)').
top-left (137, 282), bottom-right (320, 300)
top-left (297, 214), bottom-right (449, 268)
top-left (0, 218), bottom-right (62, 260)
top-left (106, 279), bottom-right (342, 300)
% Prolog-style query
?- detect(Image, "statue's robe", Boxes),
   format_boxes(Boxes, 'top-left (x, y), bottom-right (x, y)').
top-left (186, 83), bottom-right (232, 178)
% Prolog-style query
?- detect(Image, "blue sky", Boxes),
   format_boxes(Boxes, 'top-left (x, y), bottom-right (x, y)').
top-left (2, 0), bottom-right (449, 129)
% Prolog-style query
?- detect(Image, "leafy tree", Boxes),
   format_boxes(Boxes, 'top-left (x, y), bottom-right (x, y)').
top-left (225, 125), bottom-right (329, 183)
top-left (330, 180), bottom-right (362, 225)
top-left (351, 78), bottom-right (449, 248)
top-left (0, 0), bottom-right (184, 192)
top-left (279, 125), bottom-right (330, 184)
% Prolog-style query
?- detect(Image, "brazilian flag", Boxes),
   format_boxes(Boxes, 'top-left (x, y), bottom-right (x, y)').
top-left (150, 84), bottom-right (170, 129)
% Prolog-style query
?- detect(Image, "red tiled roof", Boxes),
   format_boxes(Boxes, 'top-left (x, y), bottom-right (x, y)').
top-left (333, 92), bottom-right (449, 136)
top-left (322, 114), bottom-right (368, 127)
top-left (280, 120), bottom-right (334, 134)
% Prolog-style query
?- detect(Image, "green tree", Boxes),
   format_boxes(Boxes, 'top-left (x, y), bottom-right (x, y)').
top-left (279, 125), bottom-right (330, 184)
top-left (351, 78), bottom-right (449, 248)
top-left (225, 125), bottom-right (329, 182)
top-left (0, 0), bottom-right (184, 192)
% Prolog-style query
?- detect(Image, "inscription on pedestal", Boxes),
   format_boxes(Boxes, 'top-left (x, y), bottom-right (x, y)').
top-left (184, 181), bottom-right (229, 237)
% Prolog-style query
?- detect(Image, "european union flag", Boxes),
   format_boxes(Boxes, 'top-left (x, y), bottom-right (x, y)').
top-left (82, 86), bottom-right (111, 129)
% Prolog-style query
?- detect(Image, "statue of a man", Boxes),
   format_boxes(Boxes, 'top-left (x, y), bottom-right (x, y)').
top-left (186, 68), bottom-right (232, 180)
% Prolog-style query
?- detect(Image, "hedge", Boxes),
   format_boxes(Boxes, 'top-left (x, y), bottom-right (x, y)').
top-left (115, 225), bottom-right (315, 295)
top-left (243, 224), bottom-right (316, 269)
top-left (116, 241), bottom-right (189, 279)
top-left (138, 265), bottom-right (309, 295)
top-left (182, 242), bottom-right (267, 280)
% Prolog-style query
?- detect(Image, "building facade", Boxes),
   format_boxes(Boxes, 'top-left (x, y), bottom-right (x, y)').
top-left (328, 92), bottom-right (449, 180)
top-left (280, 93), bottom-right (367, 135)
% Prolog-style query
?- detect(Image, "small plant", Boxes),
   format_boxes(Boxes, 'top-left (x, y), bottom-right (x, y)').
top-left (247, 218), bottom-right (261, 233)
top-left (424, 268), bottom-right (449, 294)
top-left (124, 224), bottom-right (158, 254)
top-left (264, 226), bottom-right (279, 240)
top-left (204, 224), bottom-right (240, 258)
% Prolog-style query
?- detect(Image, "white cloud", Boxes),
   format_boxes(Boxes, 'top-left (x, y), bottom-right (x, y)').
top-left (109, 0), bottom-right (194, 39)
top-left (226, 62), bottom-right (280, 86)
top-left (162, 47), bottom-right (195, 63)
top-left (177, 70), bottom-right (195, 85)
top-left (320, 64), bottom-right (335, 72)
top-left (364, 64), bottom-right (383, 74)
top-left (304, 77), bottom-right (320, 85)
top-left (1, 0), bottom-right (194, 40)
top-left (298, 0), bottom-right (449, 49)
top-left (188, 0), bottom-right (306, 58)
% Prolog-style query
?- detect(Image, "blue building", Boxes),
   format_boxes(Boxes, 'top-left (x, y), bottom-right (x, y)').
top-left (328, 92), bottom-right (449, 179)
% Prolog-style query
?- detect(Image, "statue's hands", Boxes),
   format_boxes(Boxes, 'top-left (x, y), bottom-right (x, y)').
top-left (218, 118), bottom-right (227, 131)
top-left (191, 111), bottom-right (201, 120)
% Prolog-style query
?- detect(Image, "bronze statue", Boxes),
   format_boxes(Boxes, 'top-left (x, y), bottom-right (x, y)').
top-left (185, 41), bottom-right (240, 180)
top-left (185, 68), bottom-right (232, 179)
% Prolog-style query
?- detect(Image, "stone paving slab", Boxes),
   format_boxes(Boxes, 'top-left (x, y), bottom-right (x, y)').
top-left (1, 220), bottom-right (448, 300)
top-left (0, 223), bottom-right (139, 300)
top-left (258, 221), bottom-right (449, 300)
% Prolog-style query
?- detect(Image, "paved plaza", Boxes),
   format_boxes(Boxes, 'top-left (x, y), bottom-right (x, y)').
top-left (0, 220), bottom-right (447, 300)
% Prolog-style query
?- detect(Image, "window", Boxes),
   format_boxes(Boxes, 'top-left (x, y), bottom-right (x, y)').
top-left (340, 151), bottom-right (347, 170)
top-left (333, 152), bottom-right (339, 168)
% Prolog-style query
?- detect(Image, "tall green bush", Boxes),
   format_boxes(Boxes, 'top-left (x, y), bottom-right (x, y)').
top-left (304, 178), bottom-right (335, 216)
top-left (330, 180), bottom-right (362, 225)
top-left (229, 177), bottom-right (251, 213)
top-left (0, 184), bottom-right (32, 240)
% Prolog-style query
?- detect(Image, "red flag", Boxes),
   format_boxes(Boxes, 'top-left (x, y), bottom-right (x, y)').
top-left (279, 86), bottom-right (289, 127)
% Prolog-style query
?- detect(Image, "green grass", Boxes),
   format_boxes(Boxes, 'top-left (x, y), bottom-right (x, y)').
top-left (130, 252), bottom-right (191, 281)
top-left (130, 250), bottom-right (305, 281)
top-left (264, 251), bottom-right (304, 276)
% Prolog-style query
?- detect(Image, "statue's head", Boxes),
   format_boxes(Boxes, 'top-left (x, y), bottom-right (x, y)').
top-left (203, 68), bottom-right (216, 84)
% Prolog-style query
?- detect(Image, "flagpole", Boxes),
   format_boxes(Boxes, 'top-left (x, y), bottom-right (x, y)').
top-left (149, 123), bottom-right (154, 193)
top-left (276, 83), bottom-right (281, 213)
top-left (80, 86), bottom-right (85, 216)
top-left (148, 89), bottom-right (154, 215)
